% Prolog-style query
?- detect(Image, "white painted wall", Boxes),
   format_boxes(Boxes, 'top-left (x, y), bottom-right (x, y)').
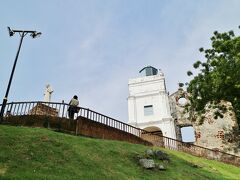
top-left (128, 73), bottom-right (176, 139)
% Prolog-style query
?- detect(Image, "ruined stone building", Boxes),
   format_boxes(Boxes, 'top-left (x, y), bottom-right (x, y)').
top-left (128, 66), bottom-right (239, 155)
top-left (170, 90), bottom-right (240, 156)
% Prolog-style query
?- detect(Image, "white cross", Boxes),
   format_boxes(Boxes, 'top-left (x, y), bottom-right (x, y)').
top-left (44, 84), bottom-right (53, 102)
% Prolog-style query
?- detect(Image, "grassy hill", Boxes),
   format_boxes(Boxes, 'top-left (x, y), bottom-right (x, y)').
top-left (0, 125), bottom-right (239, 180)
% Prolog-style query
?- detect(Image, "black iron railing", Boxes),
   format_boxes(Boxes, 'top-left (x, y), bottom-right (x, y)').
top-left (0, 101), bottom-right (239, 166)
top-left (0, 101), bottom-right (146, 136)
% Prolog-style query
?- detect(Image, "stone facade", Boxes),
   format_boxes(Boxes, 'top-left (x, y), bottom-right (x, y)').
top-left (170, 89), bottom-right (240, 156)
top-left (169, 89), bottom-right (192, 141)
top-left (28, 103), bottom-right (58, 117)
top-left (194, 101), bottom-right (239, 155)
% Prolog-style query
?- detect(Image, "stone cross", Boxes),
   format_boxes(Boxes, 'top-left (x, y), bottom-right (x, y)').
top-left (44, 84), bottom-right (53, 102)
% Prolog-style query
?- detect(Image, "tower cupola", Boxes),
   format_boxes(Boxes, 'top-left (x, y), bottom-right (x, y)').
top-left (139, 66), bottom-right (158, 76)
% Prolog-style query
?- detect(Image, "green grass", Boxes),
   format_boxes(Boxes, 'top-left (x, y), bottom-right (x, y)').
top-left (0, 125), bottom-right (239, 180)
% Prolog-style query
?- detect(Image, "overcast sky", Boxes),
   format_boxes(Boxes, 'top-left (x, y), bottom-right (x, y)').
top-left (0, 0), bottom-right (240, 125)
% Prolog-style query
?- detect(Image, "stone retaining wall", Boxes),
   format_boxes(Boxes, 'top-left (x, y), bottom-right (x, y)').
top-left (3, 115), bottom-right (152, 146)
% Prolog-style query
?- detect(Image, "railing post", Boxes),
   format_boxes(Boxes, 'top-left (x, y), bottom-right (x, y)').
top-left (87, 109), bottom-right (89, 119)
top-left (62, 104), bottom-right (66, 118)
top-left (10, 102), bottom-right (13, 113)
top-left (34, 102), bottom-right (37, 115)
top-left (16, 103), bottom-right (20, 115)
top-left (106, 118), bottom-right (108, 126)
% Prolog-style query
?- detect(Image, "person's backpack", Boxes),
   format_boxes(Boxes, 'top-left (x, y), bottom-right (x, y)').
top-left (73, 106), bottom-right (80, 113)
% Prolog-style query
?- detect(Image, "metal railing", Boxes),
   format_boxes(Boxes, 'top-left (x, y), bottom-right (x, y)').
top-left (0, 101), bottom-right (146, 136)
top-left (1, 101), bottom-right (239, 166)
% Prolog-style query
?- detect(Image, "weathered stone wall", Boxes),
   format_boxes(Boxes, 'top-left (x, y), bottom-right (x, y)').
top-left (169, 89), bottom-right (192, 141)
top-left (75, 117), bottom-right (152, 146)
top-left (28, 103), bottom-right (58, 117)
top-left (3, 115), bottom-right (152, 146)
top-left (194, 101), bottom-right (239, 155)
top-left (170, 89), bottom-right (191, 126)
top-left (141, 133), bottom-right (164, 147)
top-left (170, 90), bottom-right (240, 156)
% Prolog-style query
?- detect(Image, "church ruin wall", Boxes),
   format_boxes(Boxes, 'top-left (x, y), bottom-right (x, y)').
top-left (170, 89), bottom-right (240, 156)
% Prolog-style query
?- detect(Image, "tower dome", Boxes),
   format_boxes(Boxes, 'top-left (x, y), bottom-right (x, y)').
top-left (139, 66), bottom-right (158, 76)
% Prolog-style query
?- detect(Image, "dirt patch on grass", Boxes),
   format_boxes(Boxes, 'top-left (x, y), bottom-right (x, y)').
top-left (0, 166), bottom-right (8, 175)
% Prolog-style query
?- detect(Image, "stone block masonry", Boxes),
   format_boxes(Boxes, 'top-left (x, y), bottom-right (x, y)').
top-left (28, 103), bottom-right (58, 117)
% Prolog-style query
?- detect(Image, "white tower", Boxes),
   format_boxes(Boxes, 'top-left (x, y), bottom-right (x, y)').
top-left (127, 66), bottom-right (176, 139)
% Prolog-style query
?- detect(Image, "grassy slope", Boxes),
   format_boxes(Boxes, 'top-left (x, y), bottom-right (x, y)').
top-left (0, 125), bottom-right (239, 180)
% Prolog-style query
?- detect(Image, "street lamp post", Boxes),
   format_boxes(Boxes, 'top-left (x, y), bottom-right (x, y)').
top-left (0, 27), bottom-right (41, 123)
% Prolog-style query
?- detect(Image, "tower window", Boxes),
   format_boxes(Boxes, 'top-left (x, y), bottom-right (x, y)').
top-left (144, 105), bottom-right (153, 116)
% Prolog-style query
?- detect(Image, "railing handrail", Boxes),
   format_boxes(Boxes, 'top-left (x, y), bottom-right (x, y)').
top-left (1, 101), bottom-right (239, 159)
top-left (1, 101), bottom-right (146, 130)
top-left (1, 101), bottom-right (69, 106)
top-left (82, 107), bottom-right (145, 132)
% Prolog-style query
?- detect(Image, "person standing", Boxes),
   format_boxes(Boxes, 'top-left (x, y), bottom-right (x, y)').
top-left (68, 95), bottom-right (79, 119)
